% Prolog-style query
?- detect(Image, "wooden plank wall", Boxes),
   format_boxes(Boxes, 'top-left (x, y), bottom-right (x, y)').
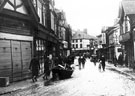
top-left (0, 40), bottom-right (12, 81)
top-left (11, 41), bottom-right (22, 82)
top-left (0, 40), bottom-right (32, 82)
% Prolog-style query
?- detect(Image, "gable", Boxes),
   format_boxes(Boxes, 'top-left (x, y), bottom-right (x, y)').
top-left (0, 0), bottom-right (39, 22)
top-left (4, 0), bottom-right (27, 14)
top-left (0, 0), bottom-right (8, 11)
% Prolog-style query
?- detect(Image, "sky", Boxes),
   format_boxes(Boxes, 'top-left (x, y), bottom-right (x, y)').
top-left (55, 0), bottom-right (122, 36)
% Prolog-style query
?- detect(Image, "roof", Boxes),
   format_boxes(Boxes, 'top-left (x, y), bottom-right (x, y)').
top-left (122, 0), bottom-right (135, 15)
top-left (72, 32), bottom-right (97, 40)
top-left (0, 0), bottom-right (39, 22)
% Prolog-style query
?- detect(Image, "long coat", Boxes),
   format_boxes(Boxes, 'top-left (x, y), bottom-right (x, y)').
top-left (29, 57), bottom-right (40, 77)
top-left (44, 57), bottom-right (53, 76)
top-left (100, 56), bottom-right (105, 66)
top-left (118, 54), bottom-right (123, 65)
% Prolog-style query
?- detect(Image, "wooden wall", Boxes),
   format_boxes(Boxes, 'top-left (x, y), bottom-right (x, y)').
top-left (0, 40), bottom-right (32, 82)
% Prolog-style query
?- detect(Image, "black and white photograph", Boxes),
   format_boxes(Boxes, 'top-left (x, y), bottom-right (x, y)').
top-left (0, 0), bottom-right (135, 96)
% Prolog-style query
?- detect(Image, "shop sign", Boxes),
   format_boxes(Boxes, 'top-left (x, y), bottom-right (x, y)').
top-left (0, 33), bottom-right (33, 41)
top-left (119, 32), bottom-right (130, 42)
top-left (123, 32), bottom-right (130, 41)
top-left (101, 33), bottom-right (106, 44)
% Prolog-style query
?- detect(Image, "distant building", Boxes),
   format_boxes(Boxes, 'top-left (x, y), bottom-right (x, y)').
top-left (72, 29), bottom-right (97, 55)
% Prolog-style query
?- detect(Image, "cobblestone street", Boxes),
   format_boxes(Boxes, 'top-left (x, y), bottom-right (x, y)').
top-left (3, 58), bottom-right (135, 96)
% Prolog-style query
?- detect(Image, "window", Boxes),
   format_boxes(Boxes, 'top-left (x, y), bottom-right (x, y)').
top-left (72, 40), bottom-right (74, 43)
top-left (51, 12), bottom-right (55, 30)
top-left (76, 44), bottom-right (78, 48)
top-left (80, 39), bottom-right (82, 42)
top-left (72, 44), bottom-right (74, 48)
top-left (43, 7), bottom-right (46, 26)
top-left (4, 0), bottom-right (27, 14)
top-left (76, 39), bottom-right (78, 42)
top-left (80, 44), bottom-right (82, 48)
top-left (37, 0), bottom-right (42, 23)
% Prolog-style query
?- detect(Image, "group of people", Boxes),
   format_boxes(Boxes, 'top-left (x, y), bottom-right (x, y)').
top-left (29, 53), bottom-right (75, 82)
top-left (77, 54), bottom-right (106, 71)
top-left (78, 55), bottom-right (86, 70)
top-left (29, 52), bottom-right (128, 82)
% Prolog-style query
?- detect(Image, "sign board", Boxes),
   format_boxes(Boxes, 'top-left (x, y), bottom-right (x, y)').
top-left (102, 33), bottom-right (106, 44)
top-left (0, 33), bottom-right (33, 41)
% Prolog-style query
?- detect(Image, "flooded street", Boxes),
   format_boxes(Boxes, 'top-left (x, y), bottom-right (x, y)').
top-left (4, 58), bottom-right (135, 96)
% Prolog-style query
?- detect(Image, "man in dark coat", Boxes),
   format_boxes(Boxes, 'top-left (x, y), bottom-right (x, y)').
top-left (43, 55), bottom-right (53, 80)
top-left (113, 55), bottom-right (117, 67)
top-left (29, 56), bottom-right (40, 82)
top-left (78, 55), bottom-right (82, 70)
top-left (99, 55), bottom-right (106, 71)
top-left (118, 53), bottom-right (123, 66)
top-left (81, 55), bottom-right (86, 68)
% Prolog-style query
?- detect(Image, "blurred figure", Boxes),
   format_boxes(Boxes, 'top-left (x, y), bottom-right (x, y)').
top-left (78, 55), bottom-right (82, 70)
top-left (29, 56), bottom-right (40, 82)
top-left (81, 55), bottom-right (86, 68)
top-left (43, 54), bottom-right (53, 80)
top-left (92, 54), bottom-right (97, 66)
top-left (113, 55), bottom-right (117, 67)
top-left (124, 53), bottom-right (128, 67)
top-left (99, 55), bottom-right (106, 71)
top-left (118, 53), bottom-right (123, 66)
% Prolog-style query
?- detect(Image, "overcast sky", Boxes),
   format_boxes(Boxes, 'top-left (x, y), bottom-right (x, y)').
top-left (55, 0), bottom-right (122, 36)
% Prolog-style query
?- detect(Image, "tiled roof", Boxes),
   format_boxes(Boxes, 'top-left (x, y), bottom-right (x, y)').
top-left (72, 32), bottom-right (97, 40)
top-left (122, 0), bottom-right (135, 15)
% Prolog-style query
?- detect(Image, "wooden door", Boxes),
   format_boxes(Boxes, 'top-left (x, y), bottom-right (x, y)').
top-left (0, 40), bottom-right (12, 81)
top-left (11, 41), bottom-right (22, 82)
top-left (21, 41), bottom-right (32, 79)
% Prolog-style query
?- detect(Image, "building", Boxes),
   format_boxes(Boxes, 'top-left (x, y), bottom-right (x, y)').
top-left (105, 25), bottom-right (121, 63)
top-left (118, 0), bottom-right (135, 68)
top-left (0, 0), bottom-right (72, 82)
top-left (72, 29), bottom-right (97, 55)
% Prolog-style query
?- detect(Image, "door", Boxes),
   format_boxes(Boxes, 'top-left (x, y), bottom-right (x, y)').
top-left (21, 41), bottom-right (32, 79)
top-left (11, 41), bottom-right (22, 82)
top-left (0, 40), bottom-right (12, 81)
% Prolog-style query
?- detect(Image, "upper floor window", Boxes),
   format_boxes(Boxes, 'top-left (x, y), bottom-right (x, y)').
top-left (4, 0), bottom-right (27, 14)
top-left (72, 44), bottom-right (75, 48)
top-left (76, 39), bottom-right (78, 43)
top-left (32, 0), bottom-right (46, 26)
top-left (80, 44), bottom-right (82, 48)
top-left (72, 40), bottom-right (74, 43)
top-left (76, 44), bottom-right (78, 48)
top-left (80, 39), bottom-right (82, 42)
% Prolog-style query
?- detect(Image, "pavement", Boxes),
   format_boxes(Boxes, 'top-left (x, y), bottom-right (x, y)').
top-left (0, 60), bottom-right (135, 95)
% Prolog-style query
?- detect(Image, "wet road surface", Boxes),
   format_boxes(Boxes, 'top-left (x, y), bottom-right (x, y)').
top-left (3, 59), bottom-right (135, 96)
